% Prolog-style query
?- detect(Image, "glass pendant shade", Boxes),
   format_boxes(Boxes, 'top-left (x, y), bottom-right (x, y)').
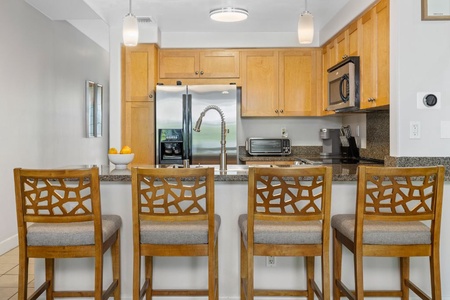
top-left (210, 8), bottom-right (248, 22)
top-left (123, 13), bottom-right (139, 46)
top-left (298, 11), bottom-right (314, 44)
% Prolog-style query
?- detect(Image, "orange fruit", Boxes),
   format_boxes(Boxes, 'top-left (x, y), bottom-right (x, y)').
top-left (108, 147), bottom-right (118, 154)
top-left (120, 146), bottom-right (132, 154)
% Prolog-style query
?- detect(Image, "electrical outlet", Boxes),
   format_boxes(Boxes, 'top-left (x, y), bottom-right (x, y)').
top-left (266, 256), bottom-right (276, 267)
top-left (410, 121), bottom-right (421, 139)
top-left (281, 127), bottom-right (287, 138)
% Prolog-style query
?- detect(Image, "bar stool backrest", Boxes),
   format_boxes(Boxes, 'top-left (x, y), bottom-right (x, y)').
top-left (355, 165), bottom-right (445, 242)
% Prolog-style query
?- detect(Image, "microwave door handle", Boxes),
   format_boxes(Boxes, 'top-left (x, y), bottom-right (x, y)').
top-left (339, 74), bottom-right (350, 102)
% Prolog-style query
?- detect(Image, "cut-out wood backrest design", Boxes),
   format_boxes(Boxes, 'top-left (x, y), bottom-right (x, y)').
top-left (359, 165), bottom-right (445, 219)
top-left (14, 168), bottom-right (100, 224)
top-left (254, 175), bottom-right (323, 215)
top-left (137, 172), bottom-right (209, 216)
top-left (252, 167), bottom-right (330, 217)
top-left (21, 177), bottom-right (93, 216)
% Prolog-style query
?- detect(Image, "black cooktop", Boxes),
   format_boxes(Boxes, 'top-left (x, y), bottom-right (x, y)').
top-left (295, 156), bottom-right (384, 165)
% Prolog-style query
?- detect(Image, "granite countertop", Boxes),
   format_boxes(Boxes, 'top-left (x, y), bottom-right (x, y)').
top-left (99, 163), bottom-right (369, 182)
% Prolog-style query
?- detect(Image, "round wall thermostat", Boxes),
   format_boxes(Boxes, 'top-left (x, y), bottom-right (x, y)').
top-left (423, 94), bottom-right (438, 107)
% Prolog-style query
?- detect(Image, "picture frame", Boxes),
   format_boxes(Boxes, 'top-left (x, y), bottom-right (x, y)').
top-left (85, 80), bottom-right (103, 138)
top-left (422, 0), bottom-right (450, 20)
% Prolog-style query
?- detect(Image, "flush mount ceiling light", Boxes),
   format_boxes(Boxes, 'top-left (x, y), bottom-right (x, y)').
top-left (298, 0), bottom-right (314, 44)
top-left (210, 7), bottom-right (249, 22)
top-left (123, 0), bottom-right (139, 46)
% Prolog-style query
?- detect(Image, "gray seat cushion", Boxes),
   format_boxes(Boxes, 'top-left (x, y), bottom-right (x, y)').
top-left (238, 214), bottom-right (322, 247)
top-left (331, 214), bottom-right (431, 245)
top-left (140, 214), bottom-right (221, 245)
top-left (27, 215), bottom-right (122, 246)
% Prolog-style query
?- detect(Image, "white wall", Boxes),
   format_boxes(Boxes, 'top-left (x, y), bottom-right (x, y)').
top-left (0, 0), bottom-right (110, 254)
top-left (390, 0), bottom-right (450, 157)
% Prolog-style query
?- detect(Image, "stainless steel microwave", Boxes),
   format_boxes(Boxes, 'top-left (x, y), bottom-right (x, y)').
top-left (245, 138), bottom-right (291, 156)
top-left (327, 56), bottom-right (360, 112)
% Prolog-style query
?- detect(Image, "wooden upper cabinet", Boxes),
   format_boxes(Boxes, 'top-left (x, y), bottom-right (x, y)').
top-left (360, 0), bottom-right (389, 109)
top-left (374, 0), bottom-right (389, 108)
top-left (279, 49), bottom-right (319, 116)
top-left (241, 49), bottom-right (320, 117)
top-left (123, 44), bottom-right (158, 102)
top-left (360, 8), bottom-right (376, 109)
top-left (348, 22), bottom-right (360, 57)
top-left (319, 47), bottom-right (335, 116)
top-left (336, 32), bottom-right (348, 62)
top-left (159, 49), bottom-right (240, 79)
top-left (240, 50), bottom-right (278, 117)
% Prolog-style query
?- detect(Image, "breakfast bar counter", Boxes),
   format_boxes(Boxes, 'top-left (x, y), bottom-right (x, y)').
top-left (32, 164), bottom-right (449, 300)
top-left (97, 163), bottom-right (375, 182)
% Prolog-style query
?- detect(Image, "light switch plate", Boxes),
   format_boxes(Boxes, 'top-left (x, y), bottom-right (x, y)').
top-left (441, 121), bottom-right (450, 139)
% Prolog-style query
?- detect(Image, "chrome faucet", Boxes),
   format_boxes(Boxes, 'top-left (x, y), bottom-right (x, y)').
top-left (193, 105), bottom-right (227, 171)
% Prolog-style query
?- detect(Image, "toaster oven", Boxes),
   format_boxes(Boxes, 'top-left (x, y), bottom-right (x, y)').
top-left (245, 138), bottom-right (291, 155)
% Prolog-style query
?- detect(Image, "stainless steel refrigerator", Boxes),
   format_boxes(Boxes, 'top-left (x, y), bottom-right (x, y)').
top-left (155, 84), bottom-right (238, 166)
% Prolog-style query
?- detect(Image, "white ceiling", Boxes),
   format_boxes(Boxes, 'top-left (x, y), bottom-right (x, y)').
top-left (26, 0), bottom-right (351, 33)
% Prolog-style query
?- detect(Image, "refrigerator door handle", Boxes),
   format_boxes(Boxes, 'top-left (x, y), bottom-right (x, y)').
top-left (182, 94), bottom-right (192, 161)
top-left (187, 94), bottom-right (192, 162)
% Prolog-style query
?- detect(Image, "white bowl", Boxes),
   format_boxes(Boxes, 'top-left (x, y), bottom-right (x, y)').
top-left (108, 153), bottom-right (134, 169)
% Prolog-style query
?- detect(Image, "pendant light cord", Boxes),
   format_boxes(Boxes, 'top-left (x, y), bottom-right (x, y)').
top-left (129, 0), bottom-right (132, 14)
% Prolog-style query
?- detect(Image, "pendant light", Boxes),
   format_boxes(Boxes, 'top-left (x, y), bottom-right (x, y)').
top-left (298, 0), bottom-right (314, 44)
top-left (123, 0), bottom-right (139, 46)
top-left (210, 7), bottom-right (249, 22)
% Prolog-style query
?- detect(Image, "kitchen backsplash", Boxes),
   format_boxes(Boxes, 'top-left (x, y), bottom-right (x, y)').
top-left (359, 110), bottom-right (390, 160)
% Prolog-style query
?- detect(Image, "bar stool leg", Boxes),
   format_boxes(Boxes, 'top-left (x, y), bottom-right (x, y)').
top-left (240, 234), bottom-right (247, 300)
top-left (306, 256), bottom-right (314, 300)
top-left (145, 256), bottom-right (153, 300)
top-left (45, 258), bottom-right (55, 300)
top-left (400, 257), bottom-right (409, 300)
top-left (332, 230), bottom-right (342, 300)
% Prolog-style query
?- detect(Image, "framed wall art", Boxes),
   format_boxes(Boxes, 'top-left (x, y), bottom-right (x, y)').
top-left (85, 80), bottom-right (103, 138)
top-left (422, 0), bottom-right (450, 20)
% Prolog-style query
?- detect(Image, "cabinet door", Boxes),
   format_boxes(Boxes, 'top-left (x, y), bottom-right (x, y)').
top-left (360, 8), bottom-right (376, 109)
top-left (123, 101), bottom-right (155, 165)
top-left (348, 22), bottom-right (360, 57)
top-left (360, 0), bottom-right (389, 109)
top-left (328, 41), bottom-right (338, 67)
top-left (240, 51), bottom-right (278, 117)
top-left (279, 50), bottom-right (318, 116)
top-left (123, 44), bottom-right (158, 102)
top-left (122, 44), bottom-right (157, 165)
top-left (200, 50), bottom-right (240, 78)
top-left (374, 0), bottom-right (389, 107)
top-left (159, 50), bottom-right (199, 79)
top-left (320, 47), bottom-right (335, 116)
top-left (336, 31), bottom-right (348, 62)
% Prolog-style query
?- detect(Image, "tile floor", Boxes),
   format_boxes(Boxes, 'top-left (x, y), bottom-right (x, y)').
top-left (0, 247), bottom-right (34, 300)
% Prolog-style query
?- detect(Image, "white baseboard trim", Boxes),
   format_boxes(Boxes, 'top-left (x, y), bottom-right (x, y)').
top-left (0, 234), bottom-right (18, 255)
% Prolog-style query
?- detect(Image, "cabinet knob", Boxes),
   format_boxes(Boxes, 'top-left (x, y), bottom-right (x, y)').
top-left (368, 97), bottom-right (376, 102)
top-left (200, 71), bottom-right (204, 75)
top-left (148, 94), bottom-right (153, 99)
top-left (280, 109), bottom-right (284, 113)
top-left (342, 54), bottom-right (349, 60)
top-left (275, 109), bottom-right (279, 113)
top-left (195, 71), bottom-right (199, 75)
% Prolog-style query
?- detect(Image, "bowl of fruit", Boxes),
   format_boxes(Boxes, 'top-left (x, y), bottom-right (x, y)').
top-left (108, 146), bottom-right (134, 169)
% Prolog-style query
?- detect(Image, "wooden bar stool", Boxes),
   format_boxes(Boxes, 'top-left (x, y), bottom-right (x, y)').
top-left (131, 167), bottom-right (220, 300)
top-left (14, 167), bottom-right (121, 300)
top-left (239, 166), bottom-right (333, 300)
top-left (332, 165), bottom-right (445, 300)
